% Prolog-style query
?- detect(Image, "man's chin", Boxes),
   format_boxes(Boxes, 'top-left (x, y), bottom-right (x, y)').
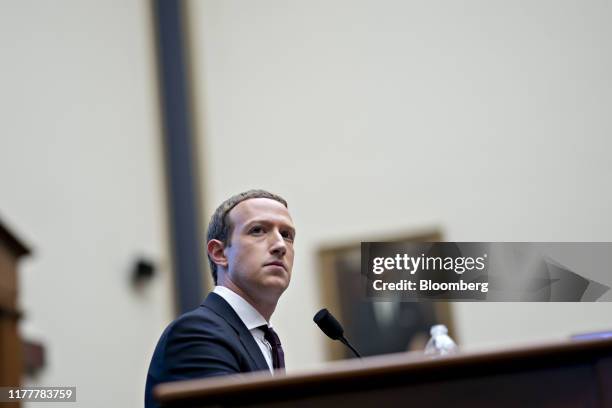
top-left (261, 277), bottom-right (290, 294)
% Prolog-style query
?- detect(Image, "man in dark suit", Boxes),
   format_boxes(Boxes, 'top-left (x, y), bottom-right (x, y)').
top-left (145, 190), bottom-right (295, 408)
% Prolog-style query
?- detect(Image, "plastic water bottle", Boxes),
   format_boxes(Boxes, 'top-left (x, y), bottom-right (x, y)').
top-left (424, 324), bottom-right (458, 356)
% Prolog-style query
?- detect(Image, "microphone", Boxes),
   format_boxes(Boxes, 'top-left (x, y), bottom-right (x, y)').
top-left (313, 308), bottom-right (362, 358)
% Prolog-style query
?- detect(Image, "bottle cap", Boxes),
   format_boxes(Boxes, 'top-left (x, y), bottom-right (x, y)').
top-left (430, 324), bottom-right (448, 336)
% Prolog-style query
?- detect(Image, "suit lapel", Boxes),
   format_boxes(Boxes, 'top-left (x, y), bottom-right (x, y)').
top-left (202, 292), bottom-right (270, 372)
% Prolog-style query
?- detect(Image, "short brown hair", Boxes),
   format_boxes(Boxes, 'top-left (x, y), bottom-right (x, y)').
top-left (206, 189), bottom-right (288, 284)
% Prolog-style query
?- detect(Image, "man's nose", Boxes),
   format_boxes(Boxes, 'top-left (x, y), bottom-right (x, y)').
top-left (269, 230), bottom-right (287, 257)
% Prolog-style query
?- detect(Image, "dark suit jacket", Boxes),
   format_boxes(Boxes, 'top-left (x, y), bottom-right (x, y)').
top-left (145, 292), bottom-right (270, 408)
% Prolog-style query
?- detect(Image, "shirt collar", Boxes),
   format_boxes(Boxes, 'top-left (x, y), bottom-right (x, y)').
top-left (213, 286), bottom-right (270, 330)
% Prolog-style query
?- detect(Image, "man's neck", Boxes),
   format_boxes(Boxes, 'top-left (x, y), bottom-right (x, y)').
top-left (219, 279), bottom-right (277, 321)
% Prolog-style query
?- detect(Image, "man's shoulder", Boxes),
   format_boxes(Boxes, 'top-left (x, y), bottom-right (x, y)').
top-left (145, 294), bottom-right (250, 408)
top-left (164, 294), bottom-right (237, 339)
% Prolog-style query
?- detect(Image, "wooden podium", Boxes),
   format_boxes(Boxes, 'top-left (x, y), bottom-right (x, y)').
top-left (0, 219), bottom-right (30, 389)
top-left (155, 337), bottom-right (612, 407)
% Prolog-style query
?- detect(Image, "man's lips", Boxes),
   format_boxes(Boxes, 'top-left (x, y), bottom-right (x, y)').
top-left (264, 261), bottom-right (286, 271)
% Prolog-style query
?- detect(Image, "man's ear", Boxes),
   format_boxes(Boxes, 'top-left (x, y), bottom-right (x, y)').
top-left (207, 239), bottom-right (228, 269)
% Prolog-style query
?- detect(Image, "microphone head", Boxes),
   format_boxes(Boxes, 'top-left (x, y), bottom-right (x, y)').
top-left (313, 308), bottom-right (344, 340)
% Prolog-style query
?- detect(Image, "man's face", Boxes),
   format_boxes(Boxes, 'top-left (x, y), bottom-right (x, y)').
top-left (223, 198), bottom-right (295, 302)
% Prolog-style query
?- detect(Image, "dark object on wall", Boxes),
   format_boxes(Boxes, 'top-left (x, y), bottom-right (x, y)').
top-left (0, 217), bottom-right (31, 397)
top-left (23, 339), bottom-right (45, 376)
top-left (132, 257), bottom-right (157, 286)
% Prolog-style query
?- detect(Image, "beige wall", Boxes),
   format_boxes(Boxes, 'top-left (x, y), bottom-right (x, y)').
top-left (0, 1), bottom-right (173, 406)
top-left (187, 0), bottom-right (612, 369)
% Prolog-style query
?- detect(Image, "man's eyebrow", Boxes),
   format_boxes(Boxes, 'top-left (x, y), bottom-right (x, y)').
top-left (244, 219), bottom-right (296, 233)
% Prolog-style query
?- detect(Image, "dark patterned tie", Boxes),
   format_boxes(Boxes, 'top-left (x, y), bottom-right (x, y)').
top-left (259, 325), bottom-right (285, 370)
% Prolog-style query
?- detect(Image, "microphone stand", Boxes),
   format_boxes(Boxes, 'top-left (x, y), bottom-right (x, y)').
top-left (340, 337), bottom-right (362, 358)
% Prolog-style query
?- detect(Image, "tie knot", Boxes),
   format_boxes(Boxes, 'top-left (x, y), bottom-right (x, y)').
top-left (259, 325), bottom-right (282, 347)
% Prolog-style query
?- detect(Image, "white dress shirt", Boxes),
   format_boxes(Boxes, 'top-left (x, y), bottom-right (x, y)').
top-left (213, 286), bottom-right (274, 373)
